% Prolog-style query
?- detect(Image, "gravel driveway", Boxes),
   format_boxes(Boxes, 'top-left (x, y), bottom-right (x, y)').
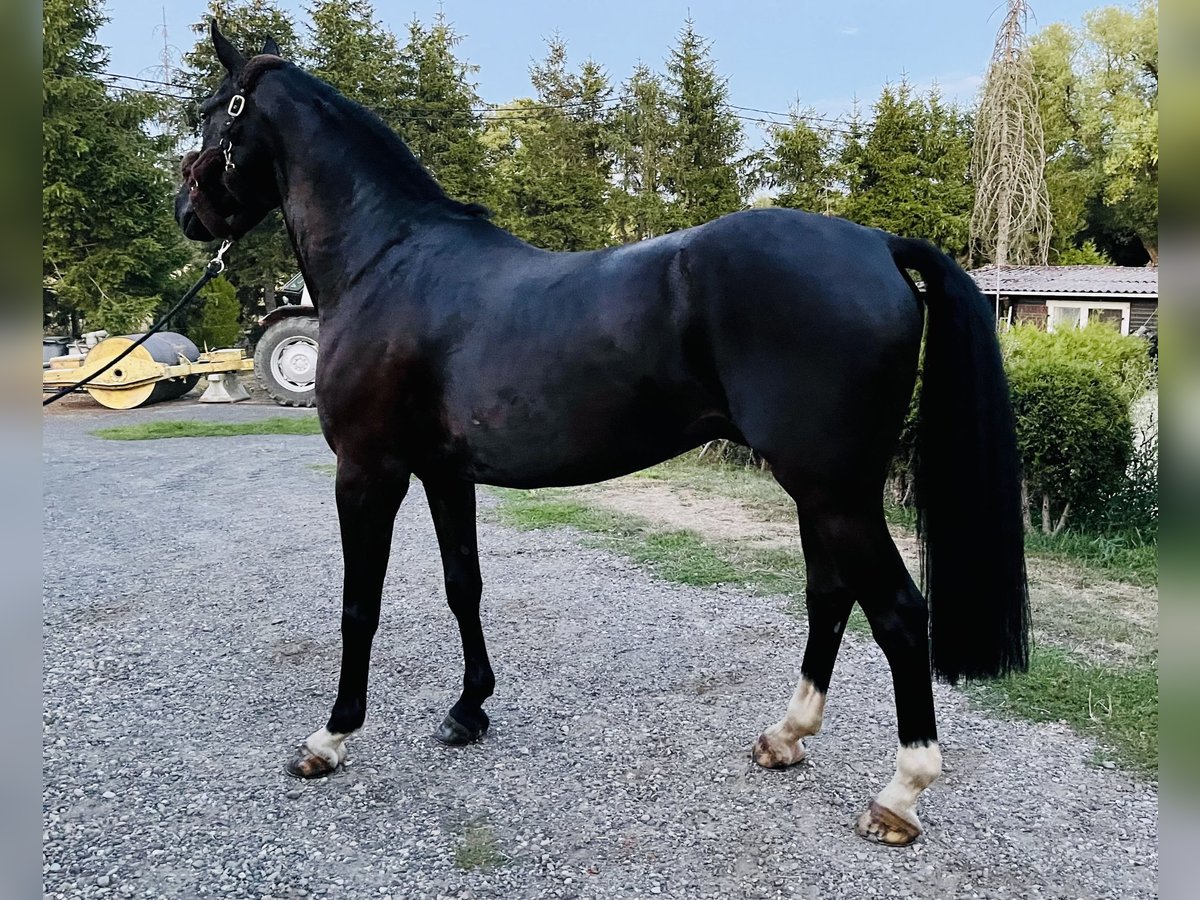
top-left (43, 402), bottom-right (1158, 899)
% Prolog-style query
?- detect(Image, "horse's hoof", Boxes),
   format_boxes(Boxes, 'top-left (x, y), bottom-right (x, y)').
top-left (284, 744), bottom-right (340, 779)
top-left (751, 732), bottom-right (806, 769)
top-left (855, 800), bottom-right (922, 846)
top-left (434, 711), bottom-right (488, 746)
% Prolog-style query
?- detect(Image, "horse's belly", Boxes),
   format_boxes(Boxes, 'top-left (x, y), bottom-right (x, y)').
top-left (446, 387), bottom-right (729, 488)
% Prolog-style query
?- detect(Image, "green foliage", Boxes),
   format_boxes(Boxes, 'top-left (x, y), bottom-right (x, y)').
top-left (396, 14), bottom-right (490, 202)
top-left (1007, 357), bottom-right (1131, 534)
top-left (837, 81), bottom-right (974, 259)
top-left (42, 0), bottom-right (191, 334)
top-left (610, 65), bottom-right (672, 241)
top-left (490, 37), bottom-right (614, 250)
top-left (661, 19), bottom-right (745, 230)
top-left (1053, 239), bottom-right (1113, 265)
top-left (305, 1), bottom-right (406, 120)
top-left (1000, 323), bottom-right (1154, 406)
top-left (762, 111), bottom-right (833, 213)
top-left (190, 276), bottom-right (243, 348)
top-left (1031, 2), bottom-right (1158, 263)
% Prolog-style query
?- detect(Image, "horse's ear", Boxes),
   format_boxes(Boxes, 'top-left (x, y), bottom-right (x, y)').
top-left (261, 36), bottom-right (281, 57)
top-left (211, 20), bottom-right (246, 75)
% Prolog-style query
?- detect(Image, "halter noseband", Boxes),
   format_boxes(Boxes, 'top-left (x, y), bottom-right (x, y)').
top-left (183, 55), bottom-right (285, 240)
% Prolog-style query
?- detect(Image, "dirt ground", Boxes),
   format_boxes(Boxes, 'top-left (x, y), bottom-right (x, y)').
top-left (579, 475), bottom-right (1158, 665)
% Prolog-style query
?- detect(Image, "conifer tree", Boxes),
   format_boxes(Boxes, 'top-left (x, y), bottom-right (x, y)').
top-left (661, 19), bottom-right (744, 229)
top-left (762, 109), bottom-right (834, 214)
top-left (43, 0), bottom-right (190, 333)
top-left (397, 14), bottom-right (490, 202)
top-left (838, 81), bottom-right (973, 258)
top-left (498, 37), bottom-right (614, 250)
top-left (305, 0), bottom-right (407, 128)
top-left (611, 64), bottom-right (671, 241)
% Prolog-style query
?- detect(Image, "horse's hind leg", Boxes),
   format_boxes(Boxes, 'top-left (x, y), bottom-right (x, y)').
top-left (424, 479), bottom-right (495, 745)
top-left (286, 457), bottom-right (409, 778)
top-left (752, 485), bottom-right (857, 769)
top-left (752, 481), bottom-right (940, 845)
top-left (854, 569), bottom-right (941, 846)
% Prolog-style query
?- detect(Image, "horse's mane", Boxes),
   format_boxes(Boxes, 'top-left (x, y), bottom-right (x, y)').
top-left (252, 56), bottom-right (490, 221)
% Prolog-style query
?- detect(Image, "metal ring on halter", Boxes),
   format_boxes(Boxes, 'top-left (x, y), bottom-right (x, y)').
top-left (227, 94), bottom-right (246, 117)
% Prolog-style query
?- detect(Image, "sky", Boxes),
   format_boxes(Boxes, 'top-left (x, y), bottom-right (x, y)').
top-left (97, 0), bottom-right (1104, 128)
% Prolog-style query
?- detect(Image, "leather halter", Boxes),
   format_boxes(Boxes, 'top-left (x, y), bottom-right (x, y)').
top-left (181, 56), bottom-right (286, 240)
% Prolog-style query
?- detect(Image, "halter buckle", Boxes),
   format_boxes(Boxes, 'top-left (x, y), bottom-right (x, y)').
top-left (227, 94), bottom-right (246, 117)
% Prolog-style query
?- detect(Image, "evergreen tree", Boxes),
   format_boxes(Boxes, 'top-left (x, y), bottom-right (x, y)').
top-left (611, 64), bottom-right (671, 241)
top-left (397, 14), bottom-right (490, 202)
top-left (662, 19), bottom-right (744, 230)
top-left (838, 81), bottom-right (973, 259)
top-left (177, 1), bottom-right (300, 316)
top-left (305, 0), bottom-right (407, 128)
top-left (498, 37), bottom-right (614, 251)
top-left (43, 0), bottom-right (190, 334)
top-left (762, 109), bottom-right (834, 214)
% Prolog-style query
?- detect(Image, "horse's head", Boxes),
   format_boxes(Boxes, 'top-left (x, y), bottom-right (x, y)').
top-left (176, 21), bottom-right (285, 242)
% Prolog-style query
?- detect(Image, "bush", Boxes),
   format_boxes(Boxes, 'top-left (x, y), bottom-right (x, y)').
top-left (1008, 357), bottom-right (1132, 534)
top-left (1000, 322), bottom-right (1154, 406)
top-left (189, 276), bottom-right (242, 349)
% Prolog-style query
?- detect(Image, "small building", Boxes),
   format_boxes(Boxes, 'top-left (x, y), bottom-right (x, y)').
top-left (968, 265), bottom-right (1158, 336)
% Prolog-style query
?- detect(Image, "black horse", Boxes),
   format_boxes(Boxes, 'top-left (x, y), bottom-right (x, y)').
top-left (177, 24), bottom-right (1028, 846)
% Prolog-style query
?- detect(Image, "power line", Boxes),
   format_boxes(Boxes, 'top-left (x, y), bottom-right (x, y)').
top-left (52, 69), bottom-right (1153, 142)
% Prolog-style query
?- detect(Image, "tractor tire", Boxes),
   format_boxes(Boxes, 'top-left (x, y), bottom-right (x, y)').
top-left (254, 316), bottom-right (319, 407)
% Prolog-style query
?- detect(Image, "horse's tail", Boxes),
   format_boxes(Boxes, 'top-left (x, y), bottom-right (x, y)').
top-left (886, 234), bottom-right (1030, 683)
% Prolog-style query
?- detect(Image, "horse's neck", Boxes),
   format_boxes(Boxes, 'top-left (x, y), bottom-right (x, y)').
top-left (268, 89), bottom-right (456, 306)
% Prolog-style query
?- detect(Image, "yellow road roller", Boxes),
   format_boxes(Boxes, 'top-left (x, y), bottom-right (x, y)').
top-left (43, 332), bottom-right (255, 410)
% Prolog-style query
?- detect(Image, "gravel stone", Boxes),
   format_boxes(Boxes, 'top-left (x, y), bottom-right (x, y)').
top-left (43, 402), bottom-right (1158, 898)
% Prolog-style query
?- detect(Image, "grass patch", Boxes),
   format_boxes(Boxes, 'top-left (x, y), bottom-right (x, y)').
top-left (453, 821), bottom-right (507, 871)
top-left (676, 453), bottom-right (1155, 586)
top-left (963, 647), bottom-right (1158, 776)
top-left (93, 416), bottom-right (322, 441)
top-left (493, 489), bottom-right (740, 587)
top-left (308, 462), bottom-right (337, 476)
top-left (1023, 528), bottom-right (1157, 587)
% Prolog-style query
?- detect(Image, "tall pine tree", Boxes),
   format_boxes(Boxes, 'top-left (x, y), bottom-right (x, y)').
top-left (662, 19), bottom-right (744, 230)
top-left (305, 0), bottom-right (407, 128)
top-left (43, 0), bottom-right (190, 334)
top-left (762, 108), bottom-right (834, 214)
top-left (611, 64), bottom-right (671, 241)
top-left (397, 13), bottom-right (490, 202)
top-left (838, 81), bottom-right (973, 259)
top-left (497, 37), bottom-right (614, 250)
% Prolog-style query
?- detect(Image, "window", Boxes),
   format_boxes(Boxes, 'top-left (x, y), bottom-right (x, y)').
top-left (1045, 300), bottom-right (1130, 335)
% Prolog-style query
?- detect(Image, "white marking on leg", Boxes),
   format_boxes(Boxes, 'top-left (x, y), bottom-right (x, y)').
top-left (754, 676), bottom-right (825, 767)
top-left (304, 726), bottom-right (349, 767)
top-left (874, 741), bottom-right (942, 827)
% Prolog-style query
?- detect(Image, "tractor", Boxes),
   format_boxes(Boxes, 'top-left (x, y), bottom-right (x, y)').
top-left (255, 272), bottom-right (319, 407)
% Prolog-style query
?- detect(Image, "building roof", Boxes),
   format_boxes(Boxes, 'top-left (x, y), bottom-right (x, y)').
top-left (968, 265), bottom-right (1158, 298)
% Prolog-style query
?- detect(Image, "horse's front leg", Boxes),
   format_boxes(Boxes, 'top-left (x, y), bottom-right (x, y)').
top-left (286, 457), bottom-right (410, 778)
top-left (425, 479), bottom-right (495, 745)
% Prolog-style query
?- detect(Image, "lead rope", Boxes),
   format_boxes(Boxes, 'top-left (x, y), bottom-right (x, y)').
top-left (43, 240), bottom-right (234, 407)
